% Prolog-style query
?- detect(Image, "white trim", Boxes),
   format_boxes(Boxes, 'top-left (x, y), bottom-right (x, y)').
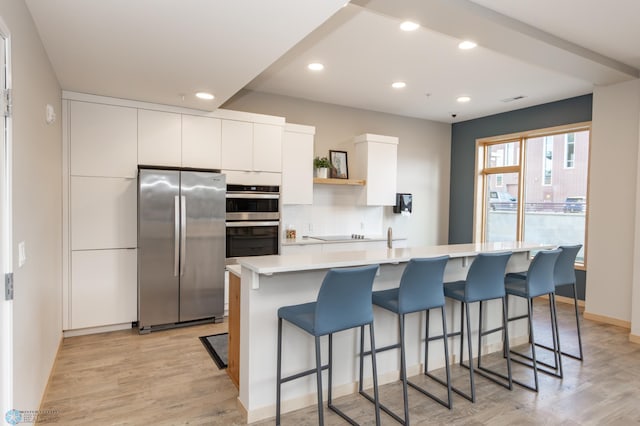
top-left (61, 91), bottom-right (285, 126)
top-left (0, 14), bottom-right (13, 421)
top-left (284, 123), bottom-right (315, 135)
top-left (62, 99), bottom-right (70, 329)
top-left (62, 322), bottom-right (132, 338)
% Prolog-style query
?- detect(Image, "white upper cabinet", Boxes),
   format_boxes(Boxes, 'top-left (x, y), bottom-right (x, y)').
top-left (282, 124), bottom-right (315, 205)
top-left (138, 109), bottom-right (182, 167)
top-left (253, 123), bottom-right (283, 172)
top-left (71, 176), bottom-right (137, 250)
top-left (182, 115), bottom-right (222, 169)
top-left (221, 120), bottom-right (283, 172)
top-left (221, 119), bottom-right (253, 171)
top-left (352, 133), bottom-right (398, 206)
top-left (70, 101), bottom-right (137, 178)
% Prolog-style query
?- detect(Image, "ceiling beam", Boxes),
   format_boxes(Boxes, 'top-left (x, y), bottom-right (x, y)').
top-left (353, 0), bottom-right (639, 84)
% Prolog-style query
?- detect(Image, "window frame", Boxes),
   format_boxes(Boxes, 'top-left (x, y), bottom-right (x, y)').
top-left (473, 122), bottom-right (591, 268)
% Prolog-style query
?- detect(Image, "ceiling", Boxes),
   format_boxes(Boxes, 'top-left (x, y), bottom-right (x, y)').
top-left (26, 0), bottom-right (640, 123)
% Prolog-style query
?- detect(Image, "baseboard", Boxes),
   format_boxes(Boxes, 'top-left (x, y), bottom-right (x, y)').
top-left (583, 311), bottom-right (631, 329)
top-left (629, 334), bottom-right (640, 344)
top-left (62, 322), bottom-right (133, 338)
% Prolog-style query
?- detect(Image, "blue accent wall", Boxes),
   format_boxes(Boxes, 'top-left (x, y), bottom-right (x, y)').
top-left (449, 94), bottom-right (593, 299)
top-left (449, 94), bottom-right (593, 244)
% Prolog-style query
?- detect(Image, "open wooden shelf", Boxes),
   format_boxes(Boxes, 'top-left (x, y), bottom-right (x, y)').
top-left (313, 177), bottom-right (366, 186)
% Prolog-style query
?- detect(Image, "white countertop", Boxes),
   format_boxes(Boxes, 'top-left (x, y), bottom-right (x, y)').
top-left (238, 241), bottom-right (553, 275)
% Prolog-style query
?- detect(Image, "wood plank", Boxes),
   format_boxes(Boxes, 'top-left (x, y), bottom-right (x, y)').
top-left (313, 177), bottom-right (366, 186)
top-left (227, 273), bottom-right (240, 389)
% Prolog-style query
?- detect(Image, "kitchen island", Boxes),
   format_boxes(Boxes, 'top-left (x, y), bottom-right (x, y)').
top-left (232, 242), bottom-right (551, 423)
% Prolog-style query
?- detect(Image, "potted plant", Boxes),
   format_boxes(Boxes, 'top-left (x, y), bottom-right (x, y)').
top-left (313, 156), bottom-right (331, 179)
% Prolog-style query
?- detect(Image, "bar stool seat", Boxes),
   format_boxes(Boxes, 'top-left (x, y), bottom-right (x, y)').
top-left (360, 256), bottom-right (452, 425)
top-left (276, 264), bottom-right (382, 426)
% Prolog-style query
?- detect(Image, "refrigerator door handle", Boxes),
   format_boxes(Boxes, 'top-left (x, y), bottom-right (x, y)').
top-left (180, 195), bottom-right (187, 276)
top-left (174, 195), bottom-right (180, 276)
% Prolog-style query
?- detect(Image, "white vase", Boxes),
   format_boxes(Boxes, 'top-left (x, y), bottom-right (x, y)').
top-left (316, 167), bottom-right (328, 179)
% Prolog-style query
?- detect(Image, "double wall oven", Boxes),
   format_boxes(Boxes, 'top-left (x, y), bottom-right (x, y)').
top-left (226, 184), bottom-right (280, 261)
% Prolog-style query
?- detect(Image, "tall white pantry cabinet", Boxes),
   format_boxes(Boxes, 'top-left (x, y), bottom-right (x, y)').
top-left (62, 92), bottom-right (285, 334)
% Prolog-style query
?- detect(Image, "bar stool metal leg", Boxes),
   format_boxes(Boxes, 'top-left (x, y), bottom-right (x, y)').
top-left (276, 318), bottom-right (283, 425)
top-left (315, 335), bottom-right (324, 425)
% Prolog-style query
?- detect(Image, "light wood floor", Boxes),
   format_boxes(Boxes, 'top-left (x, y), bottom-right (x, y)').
top-left (39, 302), bottom-right (640, 425)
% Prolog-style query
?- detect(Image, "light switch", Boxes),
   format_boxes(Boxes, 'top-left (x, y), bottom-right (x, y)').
top-left (18, 241), bottom-right (26, 267)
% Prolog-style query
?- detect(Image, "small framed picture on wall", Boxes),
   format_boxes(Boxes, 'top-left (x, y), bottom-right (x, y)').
top-left (329, 150), bottom-right (348, 179)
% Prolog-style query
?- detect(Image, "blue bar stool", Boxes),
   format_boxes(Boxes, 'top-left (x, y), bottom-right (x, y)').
top-left (276, 264), bottom-right (381, 426)
top-left (504, 248), bottom-right (562, 391)
top-left (359, 256), bottom-right (452, 425)
top-left (443, 252), bottom-right (513, 402)
top-left (508, 244), bottom-right (584, 361)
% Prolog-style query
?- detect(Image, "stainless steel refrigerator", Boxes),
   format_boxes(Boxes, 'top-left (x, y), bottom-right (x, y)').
top-left (138, 167), bottom-right (226, 333)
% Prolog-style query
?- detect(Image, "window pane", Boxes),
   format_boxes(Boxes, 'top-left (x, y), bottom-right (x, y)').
top-left (523, 131), bottom-right (589, 261)
top-left (485, 172), bottom-right (518, 242)
top-left (487, 141), bottom-right (520, 167)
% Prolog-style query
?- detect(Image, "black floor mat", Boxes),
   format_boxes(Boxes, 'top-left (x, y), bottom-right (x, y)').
top-left (199, 332), bottom-right (228, 369)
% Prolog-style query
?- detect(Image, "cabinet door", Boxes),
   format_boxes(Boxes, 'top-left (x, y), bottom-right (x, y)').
top-left (138, 109), bottom-right (182, 167)
top-left (182, 115), bottom-right (222, 169)
top-left (221, 120), bottom-right (253, 171)
top-left (71, 249), bottom-right (137, 329)
top-left (70, 101), bottom-right (137, 178)
top-left (282, 129), bottom-right (313, 205)
top-left (253, 123), bottom-right (283, 172)
top-left (71, 176), bottom-right (137, 250)
top-left (366, 142), bottom-right (397, 205)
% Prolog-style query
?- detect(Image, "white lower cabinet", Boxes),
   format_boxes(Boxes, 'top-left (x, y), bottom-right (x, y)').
top-left (71, 249), bottom-right (137, 329)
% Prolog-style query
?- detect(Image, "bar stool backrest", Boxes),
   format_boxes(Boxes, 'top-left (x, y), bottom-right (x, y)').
top-left (398, 256), bottom-right (449, 314)
top-left (465, 252), bottom-right (512, 302)
top-left (554, 244), bottom-right (582, 287)
top-left (526, 249), bottom-right (561, 297)
top-left (315, 264), bottom-right (379, 336)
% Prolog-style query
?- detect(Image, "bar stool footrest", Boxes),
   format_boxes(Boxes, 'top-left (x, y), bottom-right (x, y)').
top-left (509, 352), bottom-right (563, 379)
top-left (534, 342), bottom-right (583, 361)
top-left (327, 402), bottom-right (360, 426)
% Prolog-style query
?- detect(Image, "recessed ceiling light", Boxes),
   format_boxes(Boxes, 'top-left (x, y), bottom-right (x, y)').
top-left (392, 81), bottom-right (406, 89)
top-left (307, 62), bottom-right (324, 71)
top-left (195, 92), bottom-right (214, 100)
top-left (400, 21), bottom-right (420, 31)
top-left (457, 96), bottom-right (471, 103)
top-left (458, 40), bottom-right (477, 50)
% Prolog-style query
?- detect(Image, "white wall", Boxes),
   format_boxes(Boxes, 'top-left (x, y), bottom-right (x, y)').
top-left (223, 90), bottom-right (451, 246)
top-left (0, 0), bottom-right (62, 412)
top-left (586, 79), bottom-right (640, 328)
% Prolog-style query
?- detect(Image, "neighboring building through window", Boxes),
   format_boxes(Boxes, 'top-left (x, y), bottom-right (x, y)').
top-left (543, 136), bottom-right (553, 186)
top-left (565, 133), bottom-right (575, 168)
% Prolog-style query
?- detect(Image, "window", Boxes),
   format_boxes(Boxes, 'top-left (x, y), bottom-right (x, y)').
top-left (475, 123), bottom-right (590, 264)
top-left (565, 133), bottom-right (575, 168)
